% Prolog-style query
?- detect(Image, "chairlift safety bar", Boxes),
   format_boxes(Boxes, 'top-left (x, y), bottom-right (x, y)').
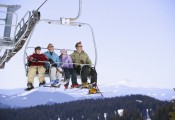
top-left (26, 46), bottom-right (75, 52)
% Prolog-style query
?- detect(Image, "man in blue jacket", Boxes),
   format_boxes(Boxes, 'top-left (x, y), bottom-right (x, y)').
top-left (44, 43), bottom-right (62, 86)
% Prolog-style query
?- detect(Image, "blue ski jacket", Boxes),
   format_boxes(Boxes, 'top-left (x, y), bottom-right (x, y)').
top-left (44, 51), bottom-right (60, 69)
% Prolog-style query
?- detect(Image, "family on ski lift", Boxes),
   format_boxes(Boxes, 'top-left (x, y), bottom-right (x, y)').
top-left (26, 41), bottom-right (98, 93)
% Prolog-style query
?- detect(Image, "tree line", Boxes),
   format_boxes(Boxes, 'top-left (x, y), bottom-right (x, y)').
top-left (0, 94), bottom-right (174, 120)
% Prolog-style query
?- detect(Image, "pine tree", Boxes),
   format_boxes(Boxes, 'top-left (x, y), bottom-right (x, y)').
top-left (169, 100), bottom-right (175, 120)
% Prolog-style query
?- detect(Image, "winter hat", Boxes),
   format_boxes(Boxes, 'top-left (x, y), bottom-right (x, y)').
top-left (35, 46), bottom-right (41, 51)
top-left (60, 49), bottom-right (67, 54)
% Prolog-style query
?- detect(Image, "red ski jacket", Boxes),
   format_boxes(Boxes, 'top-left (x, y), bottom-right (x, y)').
top-left (28, 53), bottom-right (48, 67)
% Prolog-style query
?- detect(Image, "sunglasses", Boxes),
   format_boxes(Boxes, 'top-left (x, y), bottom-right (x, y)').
top-left (49, 46), bottom-right (54, 48)
top-left (77, 46), bottom-right (83, 47)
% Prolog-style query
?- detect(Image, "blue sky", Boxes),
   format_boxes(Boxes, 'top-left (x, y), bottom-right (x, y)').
top-left (0, 0), bottom-right (175, 89)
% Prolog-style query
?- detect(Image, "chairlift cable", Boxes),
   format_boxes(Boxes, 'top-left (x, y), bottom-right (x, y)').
top-left (37, 0), bottom-right (48, 11)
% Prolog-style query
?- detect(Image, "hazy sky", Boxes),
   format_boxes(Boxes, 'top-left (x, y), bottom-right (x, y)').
top-left (0, 0), bottom-right (175, 89)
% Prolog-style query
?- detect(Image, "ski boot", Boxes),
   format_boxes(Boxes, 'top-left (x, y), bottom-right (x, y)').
top-left (39, 81), bottom-right (46, 87)
top-left (89, 87), bottom-right (98, 94)
top-left (25, 83), bottom-right (34, 91)
top-left (71, 84), bottom-right (81, 89)
top-left (51, 79), bottom-right (60, 87)
top-left (64, 85), bottom-right (68, 89)
top-left (81, 82), bottom-right (89, 89)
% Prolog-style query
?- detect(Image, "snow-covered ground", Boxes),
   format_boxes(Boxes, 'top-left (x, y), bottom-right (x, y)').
top-left (0, 84), bottom-right (174, 108)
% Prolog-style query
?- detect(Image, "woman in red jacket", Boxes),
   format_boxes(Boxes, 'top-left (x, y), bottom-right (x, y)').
top-left (26, 46), bottom-right (48, 90)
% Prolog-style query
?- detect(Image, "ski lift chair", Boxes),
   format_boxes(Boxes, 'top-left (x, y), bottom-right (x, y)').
top-left (23, 20), bottom-right (97, 85)
top-left (23, 0), bottom-right (97, 85)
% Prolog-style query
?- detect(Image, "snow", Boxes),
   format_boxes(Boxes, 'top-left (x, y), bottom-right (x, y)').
top-left (113, 90), bottom-right (117, 93)
top-left (118, 109), bottom-right (124, 117)
top-left (22, 97), bottom-right (27, 100)
top-left (152, 94), bottom-right (157, 96)
top-left (146, 109), bottom-right (151, 120)
top-left (10, 96), bottom-right (16, 99)
top-left (0, 84), bottom-right (174, 108)
top-left (17, 88), bottom-right (38, 96)
top-left (117, 79), bottom-right (138, 87)
top-left (136, 100), bottom-right (142, 103)
top-left (0, 88), bottom-right (24, 95)
top-left (172, 96), bottom-right (175, 99)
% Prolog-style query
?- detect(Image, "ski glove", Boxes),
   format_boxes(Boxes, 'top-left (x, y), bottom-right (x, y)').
top-left (33, 58), bottom-right (38, 63)
top-left (80, 60), bottom-right (85, 64)
top-left (52, 64), bottom-right (57, 68)
top-left (28, 61), bottom-right (32, 66)
top-left (30, 57), bottom-right (38, 63)
top-left (48, 58), bottom-right (54, 64)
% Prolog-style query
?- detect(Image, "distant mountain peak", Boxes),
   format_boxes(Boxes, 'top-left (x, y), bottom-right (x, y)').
top-left (117, 79), bottom-right (139, 87)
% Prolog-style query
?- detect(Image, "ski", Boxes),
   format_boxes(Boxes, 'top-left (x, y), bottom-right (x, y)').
top-left (95, 85), bottom-right (104, 97)
top-left (66, 83), bottom-right (104, 91)
top-left (43, 84), bottom-right (61, 88)
top-left (85, 91), bottom-right (104, 95)
top-left (19, 88), bottom-right (39, 96)
top-left (43, 79), bottom-right (69, 88)
top-left (24, 86), bottom-right (38, 91)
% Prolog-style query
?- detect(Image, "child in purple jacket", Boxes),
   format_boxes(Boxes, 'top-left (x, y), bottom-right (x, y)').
top-left (60, 49), bottom-right (80, 89)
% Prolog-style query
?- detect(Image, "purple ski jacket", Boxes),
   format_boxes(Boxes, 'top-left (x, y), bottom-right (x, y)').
top-left (60, 54), bottom-right (74, 68)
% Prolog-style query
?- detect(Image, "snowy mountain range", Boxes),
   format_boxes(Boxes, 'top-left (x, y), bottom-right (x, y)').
top-left (0, 84), bottom-right (174, 108)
